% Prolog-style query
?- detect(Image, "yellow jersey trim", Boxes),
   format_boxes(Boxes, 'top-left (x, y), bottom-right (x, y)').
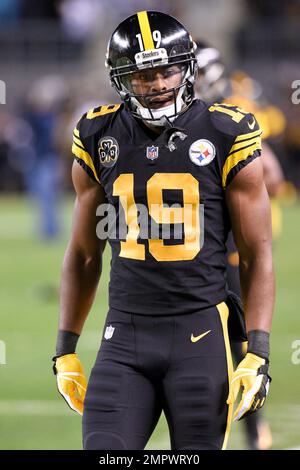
top-left (72, 142), bottom-right (100, 184)
top-left (235, 128), bottom-right (262, 143)
top-left (228, 136), bottom-right (261, 156)
top-left (73, 127), bottom-right (80, 138)
top-left (222, 138), bottom-right (262, 188)
top-left (216, 301), bottom-right (234, 450)
top-left (73, 134), bottom-right (85, 150)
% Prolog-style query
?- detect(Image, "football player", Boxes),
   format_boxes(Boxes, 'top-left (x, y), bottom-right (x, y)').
top-left (53, 11), bottom-right (274, 450)
top-left (195, 41), bottom-right (284, 449)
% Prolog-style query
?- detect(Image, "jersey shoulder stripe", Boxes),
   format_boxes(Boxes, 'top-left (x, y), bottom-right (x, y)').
top-left (72, 143), bottom-right (100, 184)
top-left (222, 139), bottom-right (261, 188)
top-left (208, 102), bottom-right (262, 188)
top-left (72, 123), bottom-right (100, 183)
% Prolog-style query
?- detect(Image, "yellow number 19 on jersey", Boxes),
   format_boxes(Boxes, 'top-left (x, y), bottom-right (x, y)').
top-left (113, 172), bottom-right (200, 262)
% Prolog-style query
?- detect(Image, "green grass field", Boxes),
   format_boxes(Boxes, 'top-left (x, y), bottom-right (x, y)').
top-left (0, 196), bottom-right (300, 450)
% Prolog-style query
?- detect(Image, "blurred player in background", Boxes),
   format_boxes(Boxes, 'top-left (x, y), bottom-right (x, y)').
top-left (22, 76), bottom-right (67, 239)
top-left (194, 40), bottom-right (285, 450)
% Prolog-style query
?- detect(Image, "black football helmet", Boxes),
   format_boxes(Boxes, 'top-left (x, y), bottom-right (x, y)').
top-left (106, 10), bottom-right (197, 127)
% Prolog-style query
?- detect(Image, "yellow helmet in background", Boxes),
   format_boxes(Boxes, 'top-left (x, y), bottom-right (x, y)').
top-left (224, 70), bottom-right (286, 140)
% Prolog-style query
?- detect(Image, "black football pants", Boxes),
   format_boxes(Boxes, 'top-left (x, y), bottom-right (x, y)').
top-left (82, 302), bottom-right (233, 450)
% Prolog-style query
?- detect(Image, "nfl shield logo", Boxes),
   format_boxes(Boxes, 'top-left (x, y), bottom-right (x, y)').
top-left (104, 325), bottom-right (115, 340)
top-left (146, 146), bottom-right (159, 160)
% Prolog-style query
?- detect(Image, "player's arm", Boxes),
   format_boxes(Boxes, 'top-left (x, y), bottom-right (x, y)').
top-left (59, 160), bottom-right (106, 334)
top-left (226, 157), bottom-right (274, 332)
top-left (53, 160), bottom-right (107, 415)
top-left (225, 157), bottom-right (275, 420)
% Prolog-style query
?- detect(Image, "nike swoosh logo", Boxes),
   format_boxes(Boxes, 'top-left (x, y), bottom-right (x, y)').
top-left (247, 117), bottom-right (256, 130)
top-left (191, 330), bottom-right (211, 343)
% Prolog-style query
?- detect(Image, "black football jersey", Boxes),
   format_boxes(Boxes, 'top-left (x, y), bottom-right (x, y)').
top-left (72, 100), bottom-right (262, 315)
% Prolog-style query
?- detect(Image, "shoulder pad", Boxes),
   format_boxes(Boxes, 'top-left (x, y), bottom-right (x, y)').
top-left (208, 102), bottom-right (261, 138)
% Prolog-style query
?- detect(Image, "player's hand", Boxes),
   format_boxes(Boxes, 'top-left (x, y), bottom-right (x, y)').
top-left (52, 353), bottom-right (87, 416)
top-left (227, 352), bottom-right (271, 421)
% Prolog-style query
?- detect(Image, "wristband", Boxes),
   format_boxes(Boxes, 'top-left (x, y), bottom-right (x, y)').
top-left (55, 330), bottom-right (80, 357)
top-left (247, 329), bottom-right (270, 360)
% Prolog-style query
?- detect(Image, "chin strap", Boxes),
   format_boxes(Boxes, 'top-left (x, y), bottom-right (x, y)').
top-left (160, 125), bottom-right (188, 151)
top-left (135, 95), bottom-right (184, 127)
top-left (166, 129), bottom-right (187, 151)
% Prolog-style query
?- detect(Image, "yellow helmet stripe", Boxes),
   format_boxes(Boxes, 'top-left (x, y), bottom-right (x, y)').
top-left (137, 11), bottom-right (154, 50)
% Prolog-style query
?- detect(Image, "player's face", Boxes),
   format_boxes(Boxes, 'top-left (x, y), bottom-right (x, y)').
top-left (129, 65), bottom-right (184, 108)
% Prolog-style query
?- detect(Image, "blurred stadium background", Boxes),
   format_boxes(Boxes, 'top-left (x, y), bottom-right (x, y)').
top-left (0, 0), bottom-right (300, 450)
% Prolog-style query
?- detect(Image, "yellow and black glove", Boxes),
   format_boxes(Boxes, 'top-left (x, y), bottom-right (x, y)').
top-left (53, 353), bottom-right (87, 416)
top-left (227, 330), bottom-right (271, 421)
top-left (52, 330), bottom-right (86, 415)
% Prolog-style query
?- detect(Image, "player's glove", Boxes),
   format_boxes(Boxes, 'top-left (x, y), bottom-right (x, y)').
top-left (227, 352), bottom-right (271, 421)
top-left (53, 353), bottom-right (87, 416)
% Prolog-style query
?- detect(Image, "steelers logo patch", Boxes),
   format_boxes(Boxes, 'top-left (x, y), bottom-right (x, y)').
top-left (189, 139), bottom-right (216, 167)
top-left (98, 136), bottom-right (119, 168)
